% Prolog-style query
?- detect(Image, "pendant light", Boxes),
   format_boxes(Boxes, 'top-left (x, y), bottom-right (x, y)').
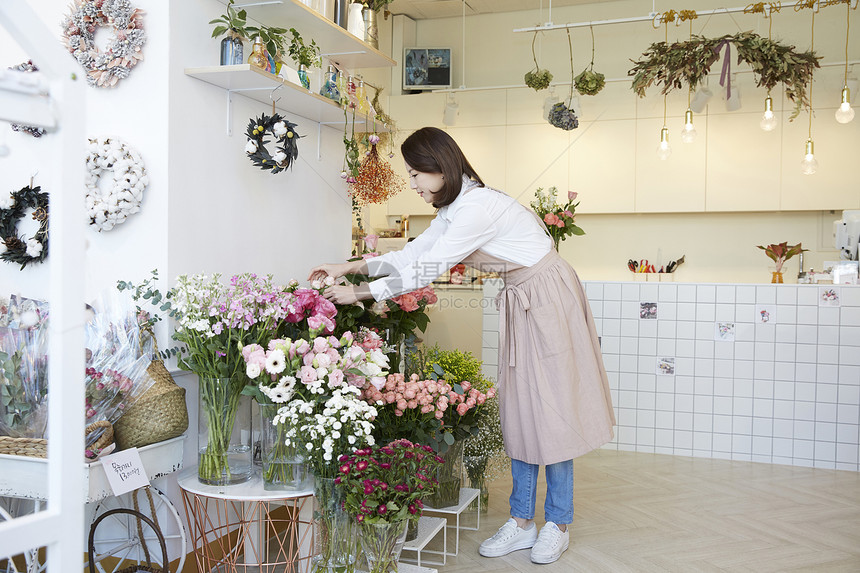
top-left (759, 4), bottom-right (780, 132)
top-left (801, 8), bottom-right (817, 175)
top-left (835, 0), bottom-right (854, 123)
top-left (680, 18), bottom-right (697, 144)
top-left (657, 18), bottom-right (672, 159)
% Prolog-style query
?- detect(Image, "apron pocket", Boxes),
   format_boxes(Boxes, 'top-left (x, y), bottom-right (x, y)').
top-left (528, 303), bottom-right (570, 358)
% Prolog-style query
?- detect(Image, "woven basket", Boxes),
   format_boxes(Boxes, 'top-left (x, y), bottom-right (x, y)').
top-left (0, 435), bottom-right (48, 458)
top-left (0, 422), bottom-right (114, 459)
top-left (113, 360), bottom-right (188, 450)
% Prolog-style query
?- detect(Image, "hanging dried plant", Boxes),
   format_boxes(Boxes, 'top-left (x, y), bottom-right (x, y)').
top-left (348, 139), bottom-right (406, 206)
top-left (524, 31), bottom-right (553, 91)
top-left (574, 25), bottom-right (606, 96)
top-left (629, 31), bottom-right (820, 120)
top-left (548, 29), bottom-right (579, 131)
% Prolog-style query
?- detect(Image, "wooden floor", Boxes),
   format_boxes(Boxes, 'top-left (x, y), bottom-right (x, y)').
top-left (442, 449), bottom-right (860, 573)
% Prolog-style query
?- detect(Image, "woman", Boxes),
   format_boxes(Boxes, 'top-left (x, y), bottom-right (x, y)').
top-left (309, 127), bottom-right (615, 565)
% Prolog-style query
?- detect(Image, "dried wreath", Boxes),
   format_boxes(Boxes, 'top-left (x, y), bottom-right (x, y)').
top-left (549, 29), bottom-right (579, 131)
top-left (8, 61), bottom-right (47, 138)
top-left (61, 0), bottom-right (147, 88)
top-left (629, 31), bottom-right (820, 120)
top-left (86, 137), bottom-right (149, 232)
top-left (0, 186), bottom-right (49, 270)
top-left (244, 113), bottom-right (300, 174)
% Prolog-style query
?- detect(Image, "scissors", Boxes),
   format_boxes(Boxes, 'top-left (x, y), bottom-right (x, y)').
top-left (639, 259), bottom-right (650, 273)
top-left (627, 259), bottom-right (638, 272)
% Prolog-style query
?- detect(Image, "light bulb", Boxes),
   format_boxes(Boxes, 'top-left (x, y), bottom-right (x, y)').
top-left (800, 138), bottom-right (818, 175)
top-left (656, 126), bottom-right (672, 160)
top-left (760, 96), bottom-right (778, 131)
top-left (835, 87), bottom-right (855, 124)
top-left (680, 109), bottom-right (697, 143)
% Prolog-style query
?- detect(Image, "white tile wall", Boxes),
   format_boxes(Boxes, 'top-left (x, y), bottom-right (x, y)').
top-left (482, 282), bottom-right (860, 472)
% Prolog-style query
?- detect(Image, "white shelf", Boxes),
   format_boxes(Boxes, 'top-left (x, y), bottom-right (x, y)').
top-left (186, 64), bottom-right (351, 125)
top-left (398, 565), bottom-right (437, 573)
top-left (423, 486), bottom-right (479, 513)
top-left (0, 435), bottom-right (185, 503)
top-left (231, 0), bottom-right (396, 69)
top-left (401, 516), bottom-right (447, 568)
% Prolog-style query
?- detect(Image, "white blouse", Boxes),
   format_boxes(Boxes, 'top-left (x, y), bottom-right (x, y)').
top-left (366, 179), bottom-right (553, 301)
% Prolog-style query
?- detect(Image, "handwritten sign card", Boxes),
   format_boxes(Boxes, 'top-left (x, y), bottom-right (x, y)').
top-left (100, 448), bottom-right (150, 496)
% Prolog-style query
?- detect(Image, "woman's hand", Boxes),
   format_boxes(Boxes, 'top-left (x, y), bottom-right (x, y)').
top-left (322, 284), bottom-right (360, 305)
top-left (308, 263), bottom-right (347, 283)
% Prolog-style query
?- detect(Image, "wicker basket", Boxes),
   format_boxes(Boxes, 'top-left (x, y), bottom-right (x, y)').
top-left (113, 360), bottom-right (188, 450)
top-left (0, 421), bottom-right (114, 459)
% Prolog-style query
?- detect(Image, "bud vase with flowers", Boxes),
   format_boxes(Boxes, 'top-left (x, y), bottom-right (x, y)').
top-left (529, 187), bottom-right (585, 250)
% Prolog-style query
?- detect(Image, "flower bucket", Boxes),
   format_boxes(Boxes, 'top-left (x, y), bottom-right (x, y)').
top-left (197, 376), bottom-right (252, 485)
top-left (259, 400), bottom-right (311, 491)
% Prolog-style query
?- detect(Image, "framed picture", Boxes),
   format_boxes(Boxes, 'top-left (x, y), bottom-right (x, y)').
top-left (403, 48), bottom-right (451, 90)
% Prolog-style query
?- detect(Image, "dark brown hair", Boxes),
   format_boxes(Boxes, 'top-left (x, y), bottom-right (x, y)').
top-left (400, 127), bottom-right (484, 208)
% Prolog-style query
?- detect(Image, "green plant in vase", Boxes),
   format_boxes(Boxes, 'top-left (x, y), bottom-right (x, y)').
top-left (756, 242), bottom-right (806, 283)
top-left (245, 24), bottom-right (289, 73)
top-left (287, 27), bottom-right (321, 90)
top-left (209, 0), bottom-right (252, 65)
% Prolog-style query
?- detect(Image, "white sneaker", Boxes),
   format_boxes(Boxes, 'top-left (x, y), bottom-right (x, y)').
top-left (478, 518), bottom-right (538, 557)
top-left (530, 521), bottom-right (570, 564)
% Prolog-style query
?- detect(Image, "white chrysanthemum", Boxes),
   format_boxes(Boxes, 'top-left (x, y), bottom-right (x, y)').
top-left (245, 139), bottom-right (258, 154)
top-left (265, 349), bottom-right (287, 375)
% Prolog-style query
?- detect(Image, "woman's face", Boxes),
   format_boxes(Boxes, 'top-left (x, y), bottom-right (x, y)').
top-left (405, 162), bottom-right (444, 204)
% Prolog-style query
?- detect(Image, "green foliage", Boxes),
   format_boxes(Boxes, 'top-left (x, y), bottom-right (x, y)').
top-left (363, 0), bottom-right (395, 11)
top-left (286, 27), bottom-right (321, 68)
top-left (421, 345), bottom-right (492, 393)
top-left (629, 31), bottom-right (820, 120)
top-left (116, 269), bottom-right (181, 360)
top-left (208, 0), bottom-right (251, 41)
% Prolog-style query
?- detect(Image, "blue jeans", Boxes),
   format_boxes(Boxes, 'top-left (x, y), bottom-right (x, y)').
top-left (509, 458), bottom-right (573, 524)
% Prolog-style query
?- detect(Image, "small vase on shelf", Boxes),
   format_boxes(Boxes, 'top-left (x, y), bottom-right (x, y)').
top-left (362, 6), bottom-right (379, 49)
top-left (247, 37), bottom-right (269, 70)
top-left (220, 36), bottom-right (243, 65)
top-left (298, 64), bottom-right (311, 90)
top-left (426, 439), bottom-right (465, 508)
top-left (771, 269), bottom-right (785, 284)
top-left (320, 65), bottom-right (341, 103)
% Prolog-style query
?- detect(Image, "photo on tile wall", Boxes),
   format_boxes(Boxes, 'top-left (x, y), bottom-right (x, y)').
top-left (715, 322), bottom-right (736, 342)
top-left (640, 302), bottom-right (657, 319)
top-left (819, 287), bottom-right (841, 307)
top-left (656, 356), bottom-right (675, 375)
top-left (755, 304), bottom-right (775, 323)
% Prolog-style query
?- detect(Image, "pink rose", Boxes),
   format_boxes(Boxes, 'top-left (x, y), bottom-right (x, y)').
top-left (242, 344), bottom-right (264, 361)
top-left (307, 315), bottom-right (324, 332)
top-left (328, 369), bottom-right (344, 388)
top-left (457, 403), bottom-right (469, 416)
top-left (461, 381), bottom-right (471, 392)
top-left (568, 191), bottom-right (578, 200)
top-left (434, 410), bottom-right (444, 419)
top-left (544, 213), bottom-right (560, 226)
top-left (364, 234), bottom-right (379, 251)
top-left (396, 293), bottom-right (419, 312)
top-left (300, 365), bottom-right (317, 383)
top-left (556, 220), bottom-right (565, 228)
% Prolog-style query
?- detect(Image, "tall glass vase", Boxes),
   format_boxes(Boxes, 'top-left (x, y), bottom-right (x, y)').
top-left (426, 439), bottom-right (464, 508)
top-left (313, 476), bottom-right (358, 572)
top-left (464, 454), bottom-right (490, 514)
top-left (259, 400), bottom-right (311, 491)
top-left (359, 520), bottom-right (407, 573)
top-left (197, 376), bottom-right (253, 485)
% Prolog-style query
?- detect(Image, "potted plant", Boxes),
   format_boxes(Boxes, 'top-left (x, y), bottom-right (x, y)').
top-left (757, 242), bottom-right (806, 283)
top-left (245, 24), bottom-right (289, 73)
top-left (287, 27), bottom-right (321, 90)
top-left (209, 0), bottom-right (251, 65)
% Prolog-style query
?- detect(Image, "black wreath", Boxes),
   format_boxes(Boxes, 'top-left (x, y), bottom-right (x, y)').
top-left (245, 114), bottom-right (301, 174)
top-left (0, 186), bottom-right (49, 270)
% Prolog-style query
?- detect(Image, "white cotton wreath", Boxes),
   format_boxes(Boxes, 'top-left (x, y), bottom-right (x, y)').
top-left (85, 137), bottom-right (149, 232)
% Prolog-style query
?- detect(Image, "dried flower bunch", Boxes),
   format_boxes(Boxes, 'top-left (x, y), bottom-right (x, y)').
top-left (524, 32), bottom-right (553, 92)
top-left (348, 135), bottom-right (406, 206)
top-left (574, 25), bottom-right (605, 96)
top-left (629, 31), bottom-right (820, 120)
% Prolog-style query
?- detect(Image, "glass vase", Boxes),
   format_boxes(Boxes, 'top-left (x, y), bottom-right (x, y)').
top-left (220, 36), bottom-right (243, 65)
top-left (464, 454), bottom-right (490, 514)
top-left (320, 65), bottom-right (341, 103)
top-left (313, 476), bottom-right (358, 571)
top-left (426, 439), bottom-right (464, 508)
top-left (197, 376), bottom-right (253, 485)
top-left (359, 520), bottom-right (407, 573)
top-left (298, 64), bottom-right (311, 90)
top-left (259, 400), bottom-right (311, 491)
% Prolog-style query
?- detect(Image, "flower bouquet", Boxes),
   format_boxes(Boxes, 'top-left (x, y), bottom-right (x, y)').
top-left (0, 324), bottom-right (49, 441)
top-left (336, 440), bottom-right (444, 573)
top-left (171, 273), bottom-right (297, 484)
top-left (530, 187), bottom-right (585, 249)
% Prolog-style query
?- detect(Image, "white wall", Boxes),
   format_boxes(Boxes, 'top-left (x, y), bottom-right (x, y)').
top-left (367, 0), bottom-right (858, 284)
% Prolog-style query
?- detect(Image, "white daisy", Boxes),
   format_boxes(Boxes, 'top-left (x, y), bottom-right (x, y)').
top-left (265, 349), bottom-right (287, 375)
